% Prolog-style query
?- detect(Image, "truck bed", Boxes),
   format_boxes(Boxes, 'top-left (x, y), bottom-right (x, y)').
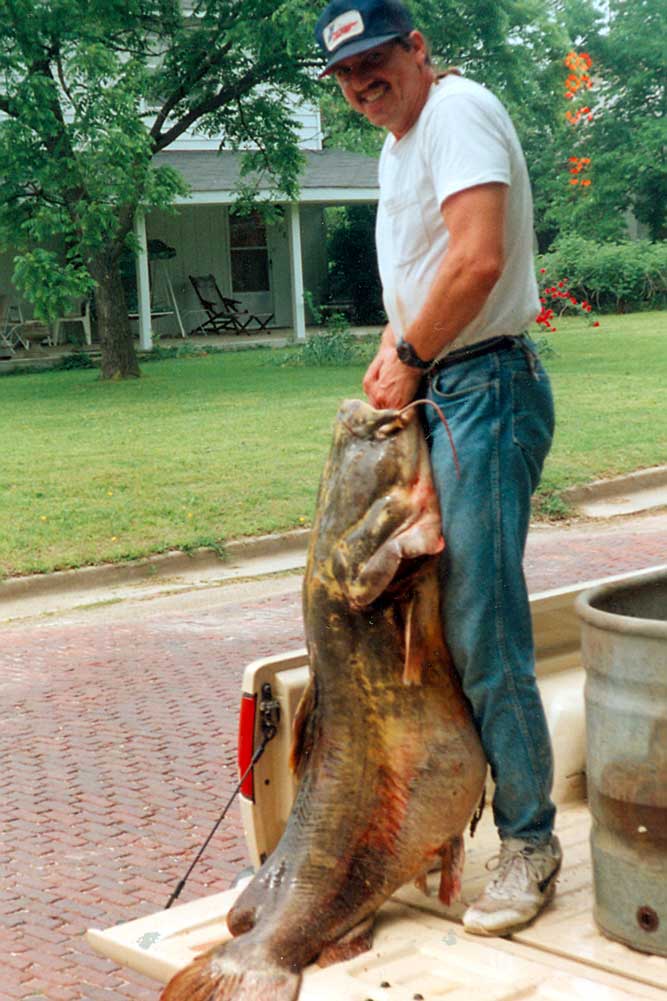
top-left (88, 800), bottom-right (667, 999)
top-left (87, 566), bottom-right (667, 998)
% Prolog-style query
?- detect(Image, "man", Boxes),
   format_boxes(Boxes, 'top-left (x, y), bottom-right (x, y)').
top-left (315, 0), bottom-right (561, 936)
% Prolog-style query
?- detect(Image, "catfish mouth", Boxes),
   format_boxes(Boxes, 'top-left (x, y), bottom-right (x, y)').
top-left (337, 399), bottom-right (417, 443)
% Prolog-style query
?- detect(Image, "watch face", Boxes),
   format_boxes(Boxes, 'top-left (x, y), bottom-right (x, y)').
top-left (397, 338), bottom-right (430, 369)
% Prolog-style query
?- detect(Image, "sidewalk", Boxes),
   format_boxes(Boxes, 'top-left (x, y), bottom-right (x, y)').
top-left (2, 510), bottom-right (667, 1000)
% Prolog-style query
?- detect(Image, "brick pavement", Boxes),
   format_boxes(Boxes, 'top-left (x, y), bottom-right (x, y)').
top-left (1, 513), bottom-right (667, 1000)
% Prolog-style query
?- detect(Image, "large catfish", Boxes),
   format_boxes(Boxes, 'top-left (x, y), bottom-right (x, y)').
top-left (161, 399), bottom-right (487, 1001)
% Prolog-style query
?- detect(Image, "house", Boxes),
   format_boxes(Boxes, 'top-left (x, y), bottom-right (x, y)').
top-left (134, 113), bottom-right (379, 347)
top-left (0, 98), bottom-right (379, 350)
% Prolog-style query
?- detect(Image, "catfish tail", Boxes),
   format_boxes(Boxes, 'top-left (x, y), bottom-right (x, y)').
top-left (161, 941), bottom-right (301, 1001)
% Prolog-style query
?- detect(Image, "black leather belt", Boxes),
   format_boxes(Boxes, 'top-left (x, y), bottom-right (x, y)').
top-left (429, 335), bottom-right (520, 375)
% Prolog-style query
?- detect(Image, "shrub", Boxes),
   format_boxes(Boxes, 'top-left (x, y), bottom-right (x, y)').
top-left (536, 237), bottom-right (667, 313)
top-left (52, 350), bottom-right (96, 370)
top-left (275, 296), bottom-right (380, 368)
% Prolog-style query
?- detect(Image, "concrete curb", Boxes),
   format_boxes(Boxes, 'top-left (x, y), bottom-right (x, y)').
top-left (563, 465), bottom-right (667, 503)
top-left (0, 528), bottom-right (311, 602)
top-left (2, 467), bottom-right (666, 607)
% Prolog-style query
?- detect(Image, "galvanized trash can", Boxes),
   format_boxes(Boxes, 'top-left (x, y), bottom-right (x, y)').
top-left (576, 568), bottom-right (667, 956)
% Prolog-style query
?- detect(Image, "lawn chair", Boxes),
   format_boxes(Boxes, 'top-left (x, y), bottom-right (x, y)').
top-left (189, 274), bottom-right (273, 335)
top-left (52, 299), bottom-right (92, 346)
top-left (0, 294), bottom-right (28, 355)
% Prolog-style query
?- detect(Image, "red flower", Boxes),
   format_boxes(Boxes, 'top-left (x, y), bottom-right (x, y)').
top-left (593, 321), bottom-right (600, 327)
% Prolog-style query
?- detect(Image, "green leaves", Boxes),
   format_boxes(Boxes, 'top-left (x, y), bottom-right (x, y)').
top-left (12, 248), bottom-right (94, 322)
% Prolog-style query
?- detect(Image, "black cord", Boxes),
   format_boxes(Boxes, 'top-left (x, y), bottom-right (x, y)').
top-left (164, 728), bottom-right (275, 909)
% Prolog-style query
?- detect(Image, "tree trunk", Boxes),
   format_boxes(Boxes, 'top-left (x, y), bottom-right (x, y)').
top-left (90, 252), bottom-right (141, 380)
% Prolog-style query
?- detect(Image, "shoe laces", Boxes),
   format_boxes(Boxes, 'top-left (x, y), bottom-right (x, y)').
top-left (484, 841), bottom-right (548, 897)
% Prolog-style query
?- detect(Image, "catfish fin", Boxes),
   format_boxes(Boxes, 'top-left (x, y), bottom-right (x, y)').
top-left (331, 494), bottom-right (408, 607)
top-left (438, 834), bottom-right (465, 906)
top-left (316, 913), bottom-right (375, 967)
top-left (331, 490), bottom-right (442, 608)
top-left (289, 675), bottom-right (318, 778)
top-left (161, 945), bottom-right (300, 1001)
top-left (401, 570), bottom-right (450, 685)
top-left (402, 595), bottom-right (424, 686)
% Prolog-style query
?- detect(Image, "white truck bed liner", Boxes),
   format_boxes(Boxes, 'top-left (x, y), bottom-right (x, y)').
top-left (88, 801), bottom-right (667, 999)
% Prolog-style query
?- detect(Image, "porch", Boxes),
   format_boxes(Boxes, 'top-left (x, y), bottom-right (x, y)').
top-left (0, 148), bottom-right (380, 356)
top-left (0, 323), bottom-right (384, 373)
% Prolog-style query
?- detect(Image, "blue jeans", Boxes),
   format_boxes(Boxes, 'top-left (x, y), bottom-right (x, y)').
top-left (422, 337), bottom-right (556, 843)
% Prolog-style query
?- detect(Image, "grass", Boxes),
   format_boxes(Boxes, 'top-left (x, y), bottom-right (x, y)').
top-left (1, 311), bottom-right (665, 578)
top-left (535, 310), bottom-right (667, 514)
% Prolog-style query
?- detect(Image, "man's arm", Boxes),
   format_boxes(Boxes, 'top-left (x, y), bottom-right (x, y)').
top-left (363, 182), bottom-right (507, 410)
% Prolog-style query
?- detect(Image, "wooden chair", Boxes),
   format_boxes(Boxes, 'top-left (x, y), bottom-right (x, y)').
top-left (189, 274), bottom-right (273, 335)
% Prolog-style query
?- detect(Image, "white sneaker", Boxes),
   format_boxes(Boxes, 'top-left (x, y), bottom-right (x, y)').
top-left (463, 835), bottom-right (562, 936)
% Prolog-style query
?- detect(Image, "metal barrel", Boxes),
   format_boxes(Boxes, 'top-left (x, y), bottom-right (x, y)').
top-left (576, 568), bottom-right (667, 955)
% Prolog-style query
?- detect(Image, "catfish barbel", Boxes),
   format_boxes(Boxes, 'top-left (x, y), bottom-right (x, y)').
top-left (162, 399), bottom-right (487, 1001)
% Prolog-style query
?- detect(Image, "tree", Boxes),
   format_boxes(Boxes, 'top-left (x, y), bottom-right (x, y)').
top-left (580, 0), bottom-right (666, 241)
top-left (530, 0), bottom-right (667, 243)
top-left (0, 0), bottom-right (320, 379)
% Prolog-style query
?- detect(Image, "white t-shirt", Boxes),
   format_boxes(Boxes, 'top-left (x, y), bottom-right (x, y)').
top-left (375, 76), bottom-right (539, 358)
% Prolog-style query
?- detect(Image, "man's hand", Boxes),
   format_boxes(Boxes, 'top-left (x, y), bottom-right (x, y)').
top-left (363, 325), bottom-right (422, 410)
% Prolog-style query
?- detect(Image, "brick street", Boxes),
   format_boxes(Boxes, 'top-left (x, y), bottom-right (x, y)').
top-left (2, 512), bottom-right (667, 1000)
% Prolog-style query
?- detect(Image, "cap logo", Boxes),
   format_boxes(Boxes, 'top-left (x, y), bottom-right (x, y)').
top-left (323, 10), bottom-right (365, 52)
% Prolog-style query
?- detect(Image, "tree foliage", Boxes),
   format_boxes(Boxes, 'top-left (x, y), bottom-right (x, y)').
top-left (0, 0), bottom-right (320, 378)
top-left (565, 0), bottom-right (667, 241)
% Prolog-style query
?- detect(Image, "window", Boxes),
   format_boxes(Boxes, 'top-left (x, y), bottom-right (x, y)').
top-left (229, 213), bottom-right (270, 293)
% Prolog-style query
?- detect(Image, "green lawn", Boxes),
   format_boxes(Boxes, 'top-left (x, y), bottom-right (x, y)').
top-left (1, 310), bottom-right (665, 578)
top-left (537, 311), bottom-right (667, 514)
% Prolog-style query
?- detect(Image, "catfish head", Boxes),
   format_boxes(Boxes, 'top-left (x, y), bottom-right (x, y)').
top-left (310, 399), bottom-right (444, 609)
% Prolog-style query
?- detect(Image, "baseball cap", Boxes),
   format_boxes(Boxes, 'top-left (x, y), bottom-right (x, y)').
top-left (314, 0), bottom-right (414, 77)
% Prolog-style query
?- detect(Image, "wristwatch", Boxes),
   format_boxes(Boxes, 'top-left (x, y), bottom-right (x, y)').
top-left (395, 335), bottom-right (433, 370)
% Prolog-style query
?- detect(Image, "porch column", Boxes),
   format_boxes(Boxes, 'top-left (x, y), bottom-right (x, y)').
top-left (287, 202), bottom-right (306, 342)
top-left (133, 210), bottom-right (152, 351)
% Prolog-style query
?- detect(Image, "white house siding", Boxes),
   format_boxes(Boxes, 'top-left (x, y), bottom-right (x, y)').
top-left (167, 101), bottom-right (324, 153)
top-left (144, 204), bottom-right (230, 336)
top-left (265, 205), bottom-right (328, 328)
